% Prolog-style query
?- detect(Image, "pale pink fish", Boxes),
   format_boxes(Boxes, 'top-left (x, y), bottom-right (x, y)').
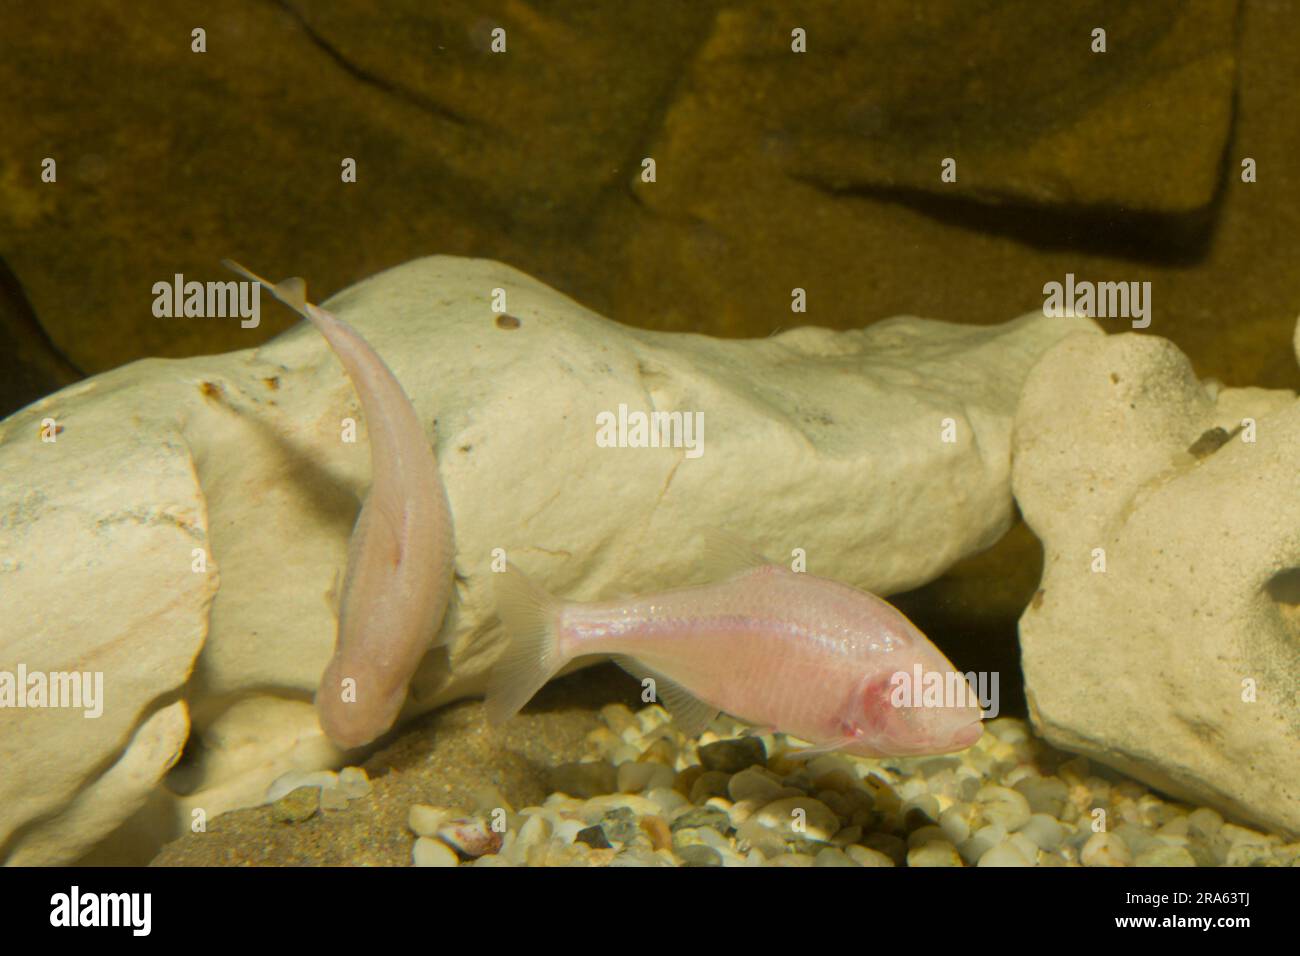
top-left (224, 260), bottom-right (454, 749)
top-left (487, 538), bottom-right (984, 757)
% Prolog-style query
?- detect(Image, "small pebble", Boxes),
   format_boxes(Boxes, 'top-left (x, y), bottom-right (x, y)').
top-left (958, 823), bottom-right (1007, 865)
top-left (976, 784), bottom-right (1031, 831)
top-left (978, 842), bottom-right (1034, 867)
top-left (845, 845), bottom-right (896, 867)
top-left (1021, 813), bottom-right (1066, 850)
top-left (814, 847), bottom-right (858, 867)
top-left (1081, 831), bottom-right (1132, 867)
top-left (698, 737), bottom-right (766, 774)
top-left (599, 807), bottom-right (639, 844)
top-left (906, 825), bottom-right (948, 849)
top-left (907, 840), bottom-right (964, 867)
top-left (549, 761), bottom-right (618, 798)
top-left (575, 825), bottom-right (612, 849)
top-left (265, 770), bottom-right (339, 804)
top-left (319, 786), bottom-right (351, 811)
top-left (678, 845), bottom-right (723, 867)
top-left (987, 719), bottom-right (1030, 745)
top-left (689, 771), bottom-right (732, 804)
top-left (337, 766), bottom-right (371, 799)
top-left (271, 786), bottom-right (319, 824)
top-left (671, 806), bottom-right (733, 835)
top-left (1225, 843), bottom-right (1277, 867)
top-left (617, 761), bottom-right (675, 793)
top-left (640, 814), bottom-right (674, 851)
top-left (408, 804), bottom-right (450, 838)
top-left (1013, 776), bottom-right (1069, 817)
top-left (939, 804), bottom-right (974, 845)
top-left (724, 766), bottom-right (781, 802)
top-left (412, 837), bottom-right (459, 867)
top-left (861, 832), bottom-right (908, 866)
top-left (1187, 807), bottom-right (1224, 841)
top-left (437, 817), bottom-right (504, 858)
top-left (902, 794), bottom-right (941, 828)
top-left (1135, 844), bottom-right (1197, 866)
top-left (753, 797), bottom-right (840, 841)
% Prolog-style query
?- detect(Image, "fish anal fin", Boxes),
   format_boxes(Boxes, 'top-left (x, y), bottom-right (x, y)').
top-left (611, 655), bottom-right (719, 738)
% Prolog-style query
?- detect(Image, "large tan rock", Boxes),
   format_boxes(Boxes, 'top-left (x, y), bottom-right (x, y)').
top-left (0, 256), bottom-right (1092, 862)
top-left (1014, 326), bottom-right (1300, 836)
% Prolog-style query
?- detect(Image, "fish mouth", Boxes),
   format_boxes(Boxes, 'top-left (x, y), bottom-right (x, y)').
top-left (951, 716), bottom-right (984, 749)
top-left (898, 714), bottom-right (984, 756)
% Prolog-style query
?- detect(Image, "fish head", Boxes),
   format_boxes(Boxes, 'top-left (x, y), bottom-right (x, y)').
top-left (847, 646), bottom-right (985, 757)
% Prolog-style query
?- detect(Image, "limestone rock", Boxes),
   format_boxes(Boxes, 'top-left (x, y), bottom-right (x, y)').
top-left (0, 255), bottom-right (1092, 862)
top-left (1014, 326), bottom-right (1300, 836)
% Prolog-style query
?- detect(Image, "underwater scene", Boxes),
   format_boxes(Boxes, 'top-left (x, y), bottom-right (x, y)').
top-left (0, 0), bottom-right (1296, 914)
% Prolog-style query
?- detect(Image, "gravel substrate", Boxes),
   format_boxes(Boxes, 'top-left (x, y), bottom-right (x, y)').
top-left (407, 705), bottom-right (1300, 867)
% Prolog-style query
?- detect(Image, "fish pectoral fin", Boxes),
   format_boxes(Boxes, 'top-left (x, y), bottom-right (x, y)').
top-left (782, 736), bottom-right (859, 761)
top-left (741, 724), bottom-right (777, 738)
top-left (611, 655), bottom-right (719, 738)
top-left (223, 259), bottom-right (314, 322)
top-left (697, 528), bottom-right (769, 580)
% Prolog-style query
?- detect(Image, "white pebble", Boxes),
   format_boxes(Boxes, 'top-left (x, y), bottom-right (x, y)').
top-left (1187, 807), bottom-right (1224, 840)
top-left (976, 784), bottom-right (1031, 831)
top-left (845, 845), bottom-right (896, 867)
top-left (814, 847), bottom-right (858, 867)
top-left (1081, 831), bottom-right (1132, 867)
top-left (412, 837), bottom-right (459, 867)
top-left (1008, 832), bottom-right (1040, 861)
top-left (408, 804), bottom-right (451, 837)
top-left (958, 822), bottom-right (1007, 865)
top-left (337, 766), bottom-right (371, 799)
top-left (648, 787), bottom-right (691, 816)
top-left (264, 770), bottom-right (339, 804)
top-left (986, 719), bottom-right (1031, 745)
top-left (978, 842), bottom-right (1034, 867)
top-left (907, 840), bottom-right (963, 867)
top-left (939, 803), bottom-right (974, 845)
top-left (906, 825), bottom-right (948, 849)
top-left (1021, 813), bottom-right (1066, 850)
top-left (517, 813), bottom-right (554, 849)
top-left (1135, 844), bottom-right (1197, 866)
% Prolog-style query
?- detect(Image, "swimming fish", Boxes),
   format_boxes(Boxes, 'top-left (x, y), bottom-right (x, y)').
top-left (487, 536), bottom-right (984, 757)
top-left (224, 260), bottom-right (454, 749)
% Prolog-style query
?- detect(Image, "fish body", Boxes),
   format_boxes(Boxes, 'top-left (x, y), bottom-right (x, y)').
top-left (488, 555), bottom-right (983, 758)
top-left (224, 261), bottom-right (454, 749)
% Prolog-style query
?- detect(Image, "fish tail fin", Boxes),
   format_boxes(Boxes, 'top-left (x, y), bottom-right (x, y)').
top-left (485, 563), bottom-right (566, 727)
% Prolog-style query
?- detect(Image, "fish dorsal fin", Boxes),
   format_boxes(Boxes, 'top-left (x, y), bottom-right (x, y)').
top-left (223, 259), bottom-right (313, 321)
top-left (698, 528), bottom-right (769, 580)
top-left (611, 655), bottom-right (719, 738)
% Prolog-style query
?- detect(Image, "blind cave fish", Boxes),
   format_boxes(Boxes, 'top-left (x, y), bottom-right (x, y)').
top-left (487, 537), bottom-right (984, 757)
top-left (224, 260), bottom-right (454, 750)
